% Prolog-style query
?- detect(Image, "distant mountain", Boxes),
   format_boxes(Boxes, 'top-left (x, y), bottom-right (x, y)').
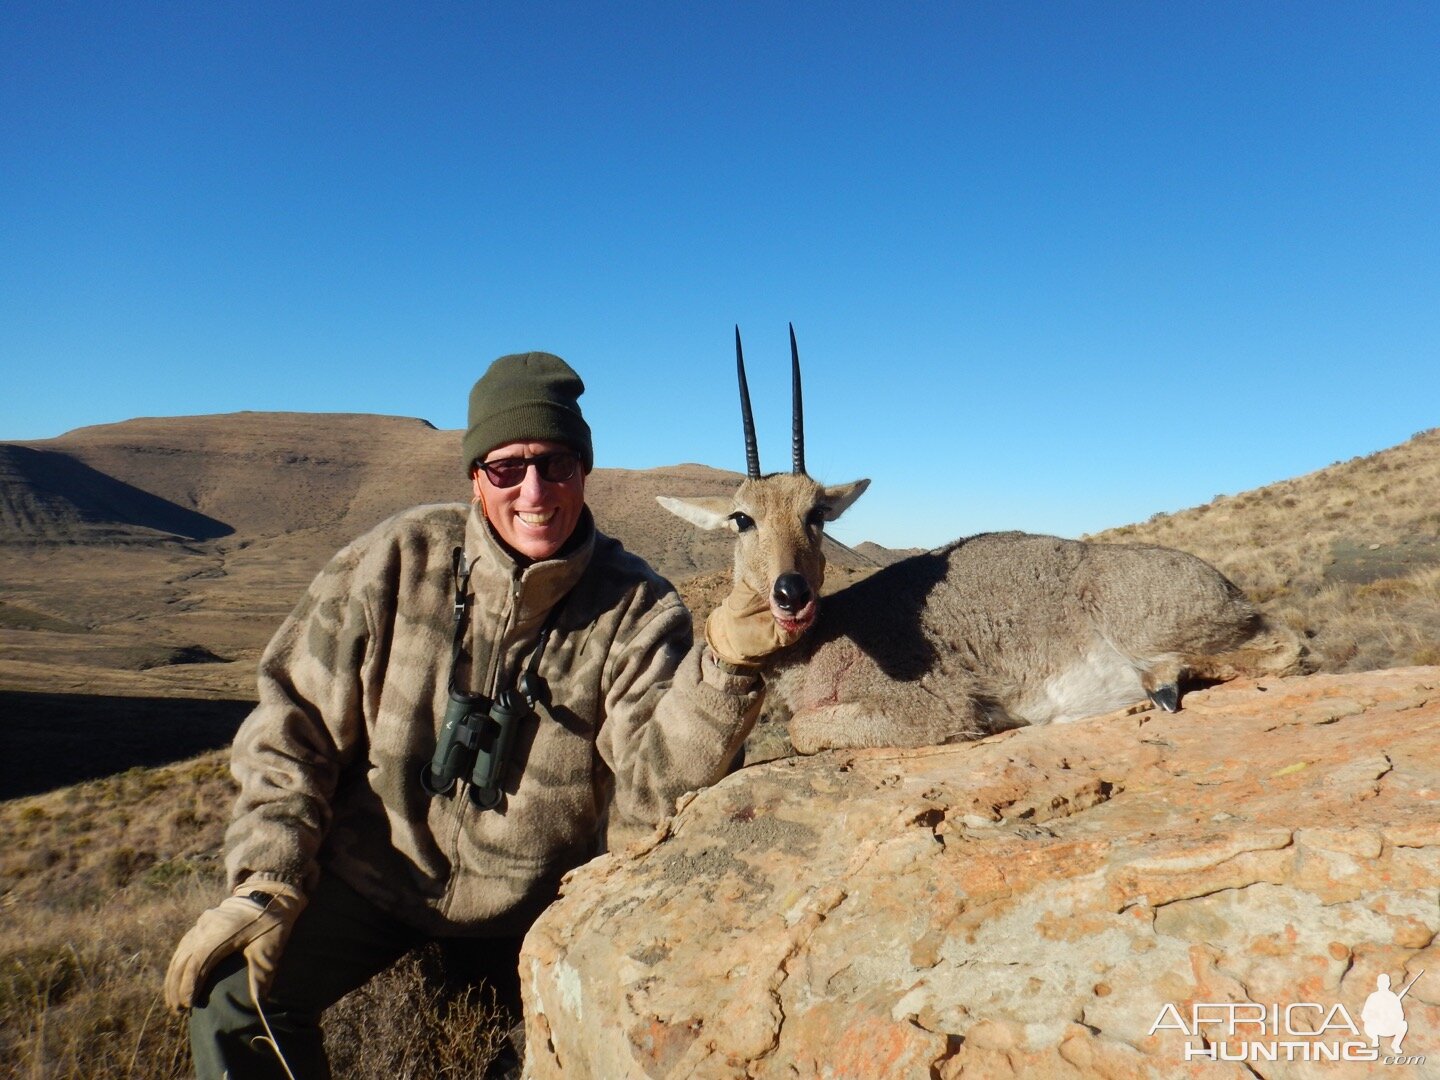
top-left (0, 444), bottom-right (231, 543)
top-left (853, 540), bottom-right (923, 566)
top-left (0, 413), bottom-right (886, 730)
top-left (4, 413), bottom-right (473, 547)
top-left (1, 412), bottom-right (880, 578)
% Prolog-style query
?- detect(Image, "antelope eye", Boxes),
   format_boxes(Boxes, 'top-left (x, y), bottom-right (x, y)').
top-left (807, 507), bottom-right (829, 529)
top-left (729, 512), bottom-right (755, 532)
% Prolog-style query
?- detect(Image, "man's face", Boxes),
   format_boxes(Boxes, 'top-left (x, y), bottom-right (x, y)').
top-left (471, 439), bottom-right (587, 561)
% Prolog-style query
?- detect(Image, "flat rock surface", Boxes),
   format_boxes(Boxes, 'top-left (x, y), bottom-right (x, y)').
top-left (522, 668), bottom-right (1440, 1078)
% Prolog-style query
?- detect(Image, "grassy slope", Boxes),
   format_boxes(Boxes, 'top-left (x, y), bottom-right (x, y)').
top-left (0, 755), bottom-right (507, 1078)
top-left (1, 756), bottom-right (233, 1077)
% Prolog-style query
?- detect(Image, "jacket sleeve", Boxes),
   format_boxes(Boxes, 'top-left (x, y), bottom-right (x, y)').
top-left (223, 540), bottom-right (376, 892)
top-left (595, 593), bottom-right (764, 846)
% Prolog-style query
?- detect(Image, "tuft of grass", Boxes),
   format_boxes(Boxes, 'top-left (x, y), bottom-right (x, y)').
top-left (1354, 577), bottom-right (1419, 600)
top-left (322, 946), bottom-right (510, 1079)
top-left (0, 883), bottom-right (198, 1079)
top-left (1413, 644), bottom-right (1440, 667)
top-left (1, 751), bottom-right (236, 909)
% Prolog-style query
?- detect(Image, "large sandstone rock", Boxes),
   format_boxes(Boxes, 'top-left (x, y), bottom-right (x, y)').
top-left (522, 669), bottom-right (1440, 1078)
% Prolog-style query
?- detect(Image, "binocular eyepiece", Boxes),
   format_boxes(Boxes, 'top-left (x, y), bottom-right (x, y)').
top-left (420, 684), bottom-right (536, 809)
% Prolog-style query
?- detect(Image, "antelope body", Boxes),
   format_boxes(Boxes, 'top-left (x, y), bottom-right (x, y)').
top-left (660, 329), bottom-right (1305, 754)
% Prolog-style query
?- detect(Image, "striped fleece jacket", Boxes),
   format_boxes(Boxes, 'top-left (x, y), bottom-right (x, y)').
top-left (223, 501), bottom-right (762, 937)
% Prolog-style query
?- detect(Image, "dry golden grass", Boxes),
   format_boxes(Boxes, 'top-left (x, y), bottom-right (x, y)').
top-left (322, 947), bottom-right (510, 1078)
top-left (1087, 428), bottom-right (1440, 673)
top-left (1, 755), bottom-right (235, 908)
top-left (1, 753), bottom-right (239, 1077)
top-left (0, 754), bottom-right (508, 1080)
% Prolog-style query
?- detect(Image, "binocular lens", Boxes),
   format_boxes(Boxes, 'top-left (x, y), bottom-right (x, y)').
top-left (421, 689), bottom-right (490, 796)
top-left (421, 688), bottom-right (536, 810)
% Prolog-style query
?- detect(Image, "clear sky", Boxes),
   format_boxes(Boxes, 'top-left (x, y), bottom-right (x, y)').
top-left (3, 2), bottom-right (1436, 549)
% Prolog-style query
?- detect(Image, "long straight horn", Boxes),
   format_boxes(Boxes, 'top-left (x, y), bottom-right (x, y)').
top-left (789, 322), bottom-right (805, 475)
top-left (735, 325), bottom-right (761, 479)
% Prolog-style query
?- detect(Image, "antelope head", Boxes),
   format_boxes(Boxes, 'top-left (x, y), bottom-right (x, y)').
top-left (659, 325), bottom-right (869, 635)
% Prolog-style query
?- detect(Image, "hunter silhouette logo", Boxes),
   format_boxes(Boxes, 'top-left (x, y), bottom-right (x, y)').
top-left (1364, 971), bottom-right (1423, 1054)
top-left (1150, 969), bottom-right (1427, 1065)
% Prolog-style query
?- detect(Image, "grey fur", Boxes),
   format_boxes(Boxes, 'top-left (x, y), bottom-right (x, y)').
top-left (661, 475), bottom-right (1305, 754)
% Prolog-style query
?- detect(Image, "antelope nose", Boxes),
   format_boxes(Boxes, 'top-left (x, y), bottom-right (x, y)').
top-left (773, 573), bottom-right (812, 613)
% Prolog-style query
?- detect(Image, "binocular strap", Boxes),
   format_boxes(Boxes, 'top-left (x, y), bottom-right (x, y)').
top-left (426, 547), bottom-right (571, 807)
top-left (447, 547), bottom-right (569, 704)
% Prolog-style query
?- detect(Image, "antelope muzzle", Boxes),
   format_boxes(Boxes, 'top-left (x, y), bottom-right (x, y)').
top-left (771, 571), bottom-right (817, 633)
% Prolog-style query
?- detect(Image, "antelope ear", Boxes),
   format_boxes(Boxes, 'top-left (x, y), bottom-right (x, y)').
top-left (657, 495), bottom-right (735, 531)
top-left (821, 479), bottom-right (870, 521)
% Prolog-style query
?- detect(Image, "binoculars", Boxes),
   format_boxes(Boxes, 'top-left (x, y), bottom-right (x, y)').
top-left (420, 677), bottom-right (538, 809)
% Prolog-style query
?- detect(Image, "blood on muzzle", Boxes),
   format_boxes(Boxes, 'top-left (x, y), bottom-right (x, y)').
top-left (772, 572), bottom-right (812, 614)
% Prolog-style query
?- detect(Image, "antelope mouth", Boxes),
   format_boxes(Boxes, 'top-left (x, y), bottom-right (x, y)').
top-left (772, 600), bottom-right (817, 636)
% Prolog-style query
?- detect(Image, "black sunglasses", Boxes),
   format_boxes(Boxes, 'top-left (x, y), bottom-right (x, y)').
top-left (476, 452), bottom-right (581, 489)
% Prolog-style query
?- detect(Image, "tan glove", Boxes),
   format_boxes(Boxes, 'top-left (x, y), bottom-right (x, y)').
top-left (705, 577), bottom-right (809, 668)
top-left (163, 881), bottom-right (307, 1011)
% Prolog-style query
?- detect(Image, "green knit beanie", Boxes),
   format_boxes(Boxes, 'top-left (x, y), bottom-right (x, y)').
top-left (462, 352), bottom-right (593, 474)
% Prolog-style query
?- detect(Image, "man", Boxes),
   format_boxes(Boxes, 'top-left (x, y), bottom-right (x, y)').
top-left (165, 352), bottom-right (786, 1078)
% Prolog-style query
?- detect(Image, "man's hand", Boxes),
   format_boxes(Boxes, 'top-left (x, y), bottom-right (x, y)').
top-left (705, 578), bottom-right (808, 669)
top-left (163, 881), bottom-right (307, 1011)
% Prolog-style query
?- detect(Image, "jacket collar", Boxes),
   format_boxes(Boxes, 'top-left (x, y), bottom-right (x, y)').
top-left (463, 501), bottom-right (595, 624)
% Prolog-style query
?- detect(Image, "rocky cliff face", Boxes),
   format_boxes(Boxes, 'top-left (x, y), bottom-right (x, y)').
top-left (521, 668), bottom-right (1440, 1079)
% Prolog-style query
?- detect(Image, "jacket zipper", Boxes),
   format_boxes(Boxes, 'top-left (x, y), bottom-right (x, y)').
top-left (439, 574), bottom-right (522, 916)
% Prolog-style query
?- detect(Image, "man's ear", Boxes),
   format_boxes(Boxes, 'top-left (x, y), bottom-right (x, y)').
top-left (656, 495), bottom-right (735, 530)
top-left (821, 479), bottom-right (869, 521)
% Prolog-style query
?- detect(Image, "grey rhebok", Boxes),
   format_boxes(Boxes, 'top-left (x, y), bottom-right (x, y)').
top-left (659, 327), bottom-right (1305, 753)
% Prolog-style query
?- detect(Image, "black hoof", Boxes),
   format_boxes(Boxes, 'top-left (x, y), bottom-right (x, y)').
top-left (1147, 684), bottom-right (1181, 713)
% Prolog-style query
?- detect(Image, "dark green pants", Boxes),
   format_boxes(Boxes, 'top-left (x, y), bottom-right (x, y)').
top-left (188, 873), bottom-right (522, 1080)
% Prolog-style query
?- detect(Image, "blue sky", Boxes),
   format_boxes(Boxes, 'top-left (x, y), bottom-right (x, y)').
top-left (3, 2), bottom-right (1436, 549)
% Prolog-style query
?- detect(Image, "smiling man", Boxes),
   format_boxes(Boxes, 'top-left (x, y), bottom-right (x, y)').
top-left (463, 353), bottom-right (593, 562)
top-left (164, 352), bottom-right (779, 1079)
top-left (473, 439), bottom-right (586, 560)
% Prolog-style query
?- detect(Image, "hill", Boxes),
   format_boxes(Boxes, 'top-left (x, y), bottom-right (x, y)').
top-left (1, 412), bottom-right (744, 565)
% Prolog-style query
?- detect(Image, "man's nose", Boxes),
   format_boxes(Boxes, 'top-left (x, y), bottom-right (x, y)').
top-left (519, 464), bottom-right (548, 499)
